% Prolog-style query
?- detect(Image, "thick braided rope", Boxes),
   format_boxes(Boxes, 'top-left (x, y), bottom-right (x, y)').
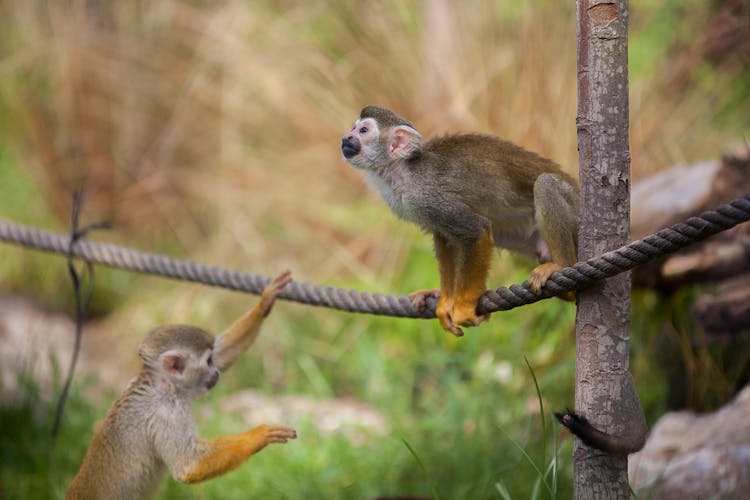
top-left (477, 193), bottom-right (750, 314)
top-left (1, 193), bottom-right (748, 318)
top-left (0, 219), bottom-right (427, 318)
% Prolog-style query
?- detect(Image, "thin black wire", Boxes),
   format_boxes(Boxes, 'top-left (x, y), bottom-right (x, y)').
top-left (51, 191), bottom-right (111, 437)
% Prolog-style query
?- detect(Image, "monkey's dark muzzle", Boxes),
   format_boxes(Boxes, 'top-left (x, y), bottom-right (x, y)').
top-left (205, 370), bottom-right (219, 390)
top-left (341, 137), bottom-right (360, 159)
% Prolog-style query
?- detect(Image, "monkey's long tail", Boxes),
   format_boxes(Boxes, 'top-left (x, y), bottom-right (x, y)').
top-left (0, 194), bottom-right (749, 318)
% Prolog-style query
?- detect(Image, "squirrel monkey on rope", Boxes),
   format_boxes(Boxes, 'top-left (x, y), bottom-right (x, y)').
top-left (341, 106), bottom-right (579, 336)
top-left (341, 107), bottom-right (647, 456)
top-left (67, 271), bottom-right (296, 500)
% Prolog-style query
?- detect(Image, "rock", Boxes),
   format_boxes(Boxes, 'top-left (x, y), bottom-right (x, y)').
top-left (629, 385), bottom-right (750, 499)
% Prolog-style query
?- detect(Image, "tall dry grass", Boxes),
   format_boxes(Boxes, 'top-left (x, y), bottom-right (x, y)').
top-left (0, 1), bottom-right (572, 275)
top-left (0, 0), bottom-right (744, 290)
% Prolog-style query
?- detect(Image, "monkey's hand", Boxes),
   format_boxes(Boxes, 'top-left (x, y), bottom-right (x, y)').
top-left (259, 271), bottom-right (292, 317)
top-left (213, 270), bottom-right (292, 372)
top-left (245, 424), bottom-right (298, 451)
top-left (529, 262), bottom-right (575, 301)
top-left (409, 289), bottom-right (441, 312)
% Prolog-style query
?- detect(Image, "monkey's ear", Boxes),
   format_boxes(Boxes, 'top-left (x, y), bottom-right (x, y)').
top-left (388, 125), bottom-right (421, 160)
top-left (162, 351), bottom-right (186, 375)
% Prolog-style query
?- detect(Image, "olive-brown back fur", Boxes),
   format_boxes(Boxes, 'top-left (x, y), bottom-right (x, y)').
top-left (422, 133), bottom-right (575, 197)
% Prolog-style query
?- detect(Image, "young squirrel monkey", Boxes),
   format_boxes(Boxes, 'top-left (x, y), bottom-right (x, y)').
top-left (341, 106), bottom-right (579, 336)
top-left (67, 272), bottom-right (296, 500)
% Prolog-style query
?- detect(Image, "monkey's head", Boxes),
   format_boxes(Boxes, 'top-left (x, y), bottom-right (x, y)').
top-left (139, 325), bottom-right (220, 397)
top-left (341, 106), bottom-right (422, 170)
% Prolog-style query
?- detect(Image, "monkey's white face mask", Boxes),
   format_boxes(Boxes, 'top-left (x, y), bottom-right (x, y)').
top-left (342, 117), bottom-right (422, 171)
top-left (159, 347), bottom-right (219, 398)
top-left (341, 117), bottom-right (381, 169)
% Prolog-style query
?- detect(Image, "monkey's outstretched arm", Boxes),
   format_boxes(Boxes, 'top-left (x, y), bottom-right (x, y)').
top-left (176, 425), bottom-right (297, 483)
top-left (213, 271), bottom-right (291, 372)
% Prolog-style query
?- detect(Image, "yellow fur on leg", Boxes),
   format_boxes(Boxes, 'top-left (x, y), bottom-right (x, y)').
top-left (451, 228), bottom-right (494, 330)
top-left (432, 234), bottom-right (463, 335)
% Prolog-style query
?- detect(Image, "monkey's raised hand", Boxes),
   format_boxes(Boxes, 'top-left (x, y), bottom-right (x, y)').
top-left (260, 270), bottom-right (292, 317)
top-left (214, 270), bottom-right (292, 371)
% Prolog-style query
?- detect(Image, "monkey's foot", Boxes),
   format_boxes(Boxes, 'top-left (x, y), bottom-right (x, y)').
top-left (436, 312), bottom-right (464, 337)
top-left (451, 285), bottom-right (489, 327)
top-left (409, 289), bottom-right (441, 312)
top-left (529, 262), bottom-right (564, 295)
top-left (433, 292), bottom-right (465, 336)
top-left (451, 301), bottom-right (489, 330)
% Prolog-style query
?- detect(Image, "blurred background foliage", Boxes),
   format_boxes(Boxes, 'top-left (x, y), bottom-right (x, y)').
top-left (0, 0), bottom-right (748, 498)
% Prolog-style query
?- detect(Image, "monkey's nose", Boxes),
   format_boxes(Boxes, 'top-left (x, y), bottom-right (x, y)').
top-left (206, 370), bottom-right (219, 390)
top-left (341, 137), bottom-right (360, 159)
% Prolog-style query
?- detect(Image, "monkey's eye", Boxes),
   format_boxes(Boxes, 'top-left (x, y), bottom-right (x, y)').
top-left (359, 126), bottom-right (368, 134)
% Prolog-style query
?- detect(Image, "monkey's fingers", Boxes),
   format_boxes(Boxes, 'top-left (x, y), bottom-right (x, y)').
top-left (434, 292), bottom-right (463, 336)
top-left (409, 289), bottom-right (440, 312)
top-left (436, 313), bottom-right (464, 337)
top-left (260, 270), bottom-right (292, 316)
top-left (266, 437), bottom-right (291, 444)
top-left (451, 291), bottom-right (489, 330)
top-left (456, 313), bottom-right (490, 328)
top-left (529, 262), bottom-right (564, 295)
top-left (446, 323), bottom-right (464, 337)
top-left (268, 427), bottom-right (297, 438)
top-left (267, 270), bottom-right (293, 295)
top-left (451, 307), bottom-right (489, 330)
top-left (258, 426), bottom-right (297, 444)
top-left (265, 431), bottom-right (296, 444)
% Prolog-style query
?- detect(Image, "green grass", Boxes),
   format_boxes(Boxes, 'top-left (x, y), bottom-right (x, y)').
top-left (0, 248), bottom-right (578, 499)
top-left (0, 379), bottom-right (93, 499)
top-left (1, 343), bottom-right (575, 500)
top-left (1, 0), bottom-right (749, 498)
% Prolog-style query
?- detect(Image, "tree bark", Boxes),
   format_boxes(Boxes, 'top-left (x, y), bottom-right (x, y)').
top-left (574, 0), bottom-right (645, 497)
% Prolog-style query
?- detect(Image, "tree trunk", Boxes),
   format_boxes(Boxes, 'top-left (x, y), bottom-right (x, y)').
top-left (574, 0), bottom-right (645, 497)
